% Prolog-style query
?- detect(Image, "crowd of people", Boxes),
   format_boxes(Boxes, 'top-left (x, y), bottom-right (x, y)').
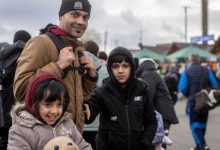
top-left (0, 0), bottom-right (219, 150)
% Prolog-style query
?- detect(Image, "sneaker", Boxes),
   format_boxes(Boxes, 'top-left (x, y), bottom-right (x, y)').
top-left (204, 145), bottom-right (210, 150)
top-left (162, 135), bottom-right (172, 145)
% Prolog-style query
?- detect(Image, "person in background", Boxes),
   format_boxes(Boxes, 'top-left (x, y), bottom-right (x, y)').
top-left (84, 47), bottom-right (157, 150)
top-left (0, 29), bottom-right (31, 150)
top-left (13, 0), bottom-right (97, 133)
top-left (136, 58), bottom-right (179, 149)
top-left (133, 57), bottom-right (139, 71)
top-left (98, 51), bottom-right (108, 66)
top-left (13, 30), bottom-right (31, 43)
top-left (84, 40), bottom-right (99, 57)
top-left (164, 65), bottom-right (179, 105)
top-left (96, 51), bottom-right (109, 86)
top-left (7, 72), bottom-right (92, 150)
top-left (178, 54), bottom-right (217, 150)
top-left (83, 41), bottom-right (108, 149)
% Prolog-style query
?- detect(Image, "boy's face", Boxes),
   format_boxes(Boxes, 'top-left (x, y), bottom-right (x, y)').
top-left (39, 91), bottom-right (64, 126)
top-left (111, 61), bottom-right (131, 85)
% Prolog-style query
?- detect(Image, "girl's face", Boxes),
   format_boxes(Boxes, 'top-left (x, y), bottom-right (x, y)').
top-left (111, 60), bottom-right (131, 85)
top-left (39, 91), bottom-right (64, 126)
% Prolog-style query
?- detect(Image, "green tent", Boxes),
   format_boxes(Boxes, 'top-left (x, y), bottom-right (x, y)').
top-left (167, 45), bottom-right (218, 62)
top-left (133, 48), bottom-right (165, 62)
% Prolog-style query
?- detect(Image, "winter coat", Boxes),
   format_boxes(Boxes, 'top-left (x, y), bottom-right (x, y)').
top-left (86, 78), bottom-right (157, 150)
top-left (178, 63), bottom-right (217, 105)
top-left (136, 60), bottom-right (179, 125)
top-left (85, 47), bottom-right (157, 150)
top-left (7, 104), bottom-right (92, 150)
top-left (164, 66), bottom-right (179, 105)
top-left (13, 34), bottom-right (96, 132)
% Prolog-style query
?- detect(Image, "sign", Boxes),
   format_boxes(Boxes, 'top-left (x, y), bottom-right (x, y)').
top-left (191, 34), bottom-right (214, 43)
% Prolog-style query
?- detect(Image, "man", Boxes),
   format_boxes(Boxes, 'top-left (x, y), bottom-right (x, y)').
top-left (178, 54), bottom-right (217, 150)
top-left (13, 0), bottom-right (97, 133)
top-left (0, 30), bottom-right (31, 150)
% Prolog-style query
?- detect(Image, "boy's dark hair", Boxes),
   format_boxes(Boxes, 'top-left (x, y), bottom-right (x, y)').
top-left (109, 54), bottom-right (130, 67)
top-left (98, 51), bottom-right (108, 61)
top-left (107, 47), bottom-right (135, 74)
top-left (84, 40), bottom-right (99, 56)
top-left (34, 79), bottom-right (69, 114)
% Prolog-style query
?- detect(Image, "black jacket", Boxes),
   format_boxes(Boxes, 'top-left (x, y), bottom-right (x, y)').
top-left (86, 78), bottom-right (157, 150)
top-left (86, 47), bottom-right (157, 150)
top-left (136, 60), bottom-right (179, 125)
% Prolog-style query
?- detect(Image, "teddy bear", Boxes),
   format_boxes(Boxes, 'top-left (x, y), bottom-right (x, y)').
top-left (43, 136), bottom-right (79, 150)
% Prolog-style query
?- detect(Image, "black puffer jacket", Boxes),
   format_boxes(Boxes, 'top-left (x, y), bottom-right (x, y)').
top-left (136, 60), bottom-right (179, 125)
top-left (86, 47), bottom-right (157, 150)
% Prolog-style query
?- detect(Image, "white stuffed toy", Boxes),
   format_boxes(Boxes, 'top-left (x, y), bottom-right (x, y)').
top-left (43, 136), bottom-right (79, 150)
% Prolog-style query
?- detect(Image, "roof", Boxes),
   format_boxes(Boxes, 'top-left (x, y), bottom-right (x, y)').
top-left (167, 45), bottom-right (218, 62)
top-left (132, 48), bottom-right (166, 62)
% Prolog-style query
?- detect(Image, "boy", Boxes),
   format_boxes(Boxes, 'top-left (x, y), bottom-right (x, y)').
top-left (84, 47), bottom-right (157, 150)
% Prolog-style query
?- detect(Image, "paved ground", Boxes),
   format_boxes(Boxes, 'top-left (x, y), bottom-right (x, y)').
top-left (167, 100), bottom-right (220, 150)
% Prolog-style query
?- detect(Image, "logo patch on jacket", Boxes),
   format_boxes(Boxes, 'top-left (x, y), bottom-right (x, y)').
top-left (110, 116), bottom-right (117, 121)
top-left (134, 96), bottom-right (143, 101)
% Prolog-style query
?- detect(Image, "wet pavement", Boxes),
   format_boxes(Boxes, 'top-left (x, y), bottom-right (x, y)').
top-left (167, 100), bottom-right (220, 150)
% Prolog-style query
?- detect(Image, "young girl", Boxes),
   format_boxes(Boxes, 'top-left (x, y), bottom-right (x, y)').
top-left (84, 47), bottom-right (157, 150)
top-left (7, 72), bottom-right (92, 150)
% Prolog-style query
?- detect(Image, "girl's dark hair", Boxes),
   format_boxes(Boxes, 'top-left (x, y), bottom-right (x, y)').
top-left (32, 79), bottom-right (69, 118)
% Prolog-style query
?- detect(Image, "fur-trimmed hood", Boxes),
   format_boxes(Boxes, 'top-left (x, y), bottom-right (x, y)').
top-left (11, 102), bottom-right (72, 128)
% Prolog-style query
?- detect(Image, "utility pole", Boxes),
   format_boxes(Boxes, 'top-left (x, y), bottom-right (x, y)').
top-left (138, 29), bottom-right (143, 49)
top-left (103, 31), bottom-right (108, 52)
top-left (202, 0), bottom-right (208, 45)
top-left (184, 6), bottom-right (189, 43)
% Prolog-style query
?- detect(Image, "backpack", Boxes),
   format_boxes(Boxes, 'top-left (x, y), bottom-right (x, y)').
top-left (0, 31), bottom-right (68, 127)
top-left (0, 40), bottom-right (25, 128)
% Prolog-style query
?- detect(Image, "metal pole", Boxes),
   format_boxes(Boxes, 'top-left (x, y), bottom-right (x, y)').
top-left (202, 0), bottom-right (208, 45)
top-left (184, 6), bottom-right (188, 44)
top-left (103, 31), bottom-right (108, 52)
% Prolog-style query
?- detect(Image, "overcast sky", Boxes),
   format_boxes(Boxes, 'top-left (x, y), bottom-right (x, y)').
top-left (0, 0), bottom-right (220, 52)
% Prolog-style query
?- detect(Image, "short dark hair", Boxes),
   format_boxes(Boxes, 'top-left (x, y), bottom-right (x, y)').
top-left (189, 54), bottom-right (200, 63)
top-left (109, 54), bottom-right (130, 68)
top-left (13, 30), bottom-right (31, 43)
top-left (98, 51), bottom-right (108, 60)
top-left (84, 40), bottom-right (99, 56)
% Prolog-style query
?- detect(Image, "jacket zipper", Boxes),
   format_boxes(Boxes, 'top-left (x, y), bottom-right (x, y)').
top-left (125, 104), bottom-right (131, 150)
top-left (52, 127), bottom-right (56, 138)
top-left (47, 125), bottom-right (57, 138)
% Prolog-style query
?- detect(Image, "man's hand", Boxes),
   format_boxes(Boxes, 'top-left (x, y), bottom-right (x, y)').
top-left (56, 46), bottom-right (76, 70)
top-left (79, 55), bottom-right (96, 77)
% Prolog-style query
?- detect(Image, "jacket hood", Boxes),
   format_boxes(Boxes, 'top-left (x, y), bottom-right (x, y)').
top-left (11, 103), bottom-right (72, 128)
top-left (136, 59), bottom-right (157, 77)
top-left (107, 47), bottom-right (135, 85)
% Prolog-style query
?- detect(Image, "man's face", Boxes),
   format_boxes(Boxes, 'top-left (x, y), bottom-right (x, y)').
top-left (59, 10), bottom-right (89, 38)
top-left (111, 61), bottom-right (131, 85)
